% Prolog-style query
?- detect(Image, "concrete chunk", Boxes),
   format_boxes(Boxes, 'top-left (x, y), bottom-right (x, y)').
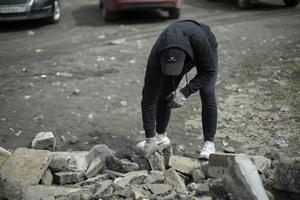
top-left (32, 132), bottom-right (56, 151)
top-left (114, 170), bottom-right (148, 189)
top-left (192, 169), bottom-right (206, 183)
top-left (250, 156), bottom-right (271, 174)
top-left (188, 183), bottom-right (210, 194)
top-left (89, 144), bottom-right (115, 161)
top-left (75, 174), bottom-right (110, 187)
top-left (224, 155), bottom-right (268, 200)
top-left (0, 148), bottom-right (52, 200)
top-left (106, 156), bottom-right (139, 173)
top-left (41, 169), bottom-right (53, 186)
top-left (148, 152), bottom-right (165, 171)
top-left (274, 157), bottom-right (300, 193)
top-left (53, 171), bottom-right (85, 185)
top-left (164, 168), bottom-right (187, 194)
top-left (92, 180), bottom-right (114, 199)
top-left (169, 155), bottom-right (202, 175)
top-left (0, 146), bottom-right (11, 158)
top-left (85, 157), bottom-right (104, 178)
top-left (145, 170), bottom-right (165, 184)
top-left (147, 184), bottom-right (172, 195)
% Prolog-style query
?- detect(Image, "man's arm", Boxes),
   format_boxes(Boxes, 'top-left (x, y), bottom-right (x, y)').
top-left (141, 57), bottom-right (161, 138)
top-left (180, 32), bottom-right (217, 97)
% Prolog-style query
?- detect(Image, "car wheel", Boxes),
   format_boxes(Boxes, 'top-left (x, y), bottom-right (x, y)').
top-left (101, 1), bottom-right (116, 22)
top-left (47, 0), bottom-right (61, 24)
top-left (169, 8), bottom-right (180, 19)
top-left (283, 0), bottom-right (299, 7)
top-left (237, 0), bottom-right (251, 9)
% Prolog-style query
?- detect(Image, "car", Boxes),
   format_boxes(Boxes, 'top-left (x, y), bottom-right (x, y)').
top-left (99, 0), bottom-right (181, 22)
top-left (0, 0), bottom-right (61, 23)
top-left (237, 0), bottom-right (299, 9)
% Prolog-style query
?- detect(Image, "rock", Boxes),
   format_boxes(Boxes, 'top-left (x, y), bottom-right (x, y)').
top-left (145, 170), bottom-right (165, 184)
top-left (224, 155), bottom-right (269, 200)
top-left (89, 144), bottom-right (115, 161)
top-left (102, 169), bottom-right (126, 178)
top-left (208, 153), bottom-right (238, 178)
top-left (114, 170), bottom-right (148, 189)
top-left (187, 183), bottom-right (209, 194)
top-left (85, 157), bottom-right (104, 178)
top-left (92, 180), bottom-right (114, 199)
top-left (223, 146), bottom-right (235, 153)
top-left (201, 161), bottom-right (209, 176)
top-left (250, 156), bottom-right (271, 174)
top-left (169, 155), bottom-right (202, 175)
top-left (41, 169), bottom-right (53, 186)
top-left (53, 172), bottom-right (85, 185)
top-left (274, 157), bottom-right (300, 193)
top-left (192, 169), bottom-right (206, 183)
top-left (162, 145), bottom-right (173, 167)
top-left (22, 185), bottom-right (93, 200)
top-left (106, 156), bottom-right (139, 173)
top-left (148, 152), bottom-right (165, 171)
top-left (32, 132), bottom-right (56, 151)
top-left (131, 185), bottom-right (151, 199)
top-left (0, 146), bottom-right (11, 157)
top-left (108, 38), bottom-right (125, 45)
top-left (49, 151), bottom-right (93, 172)
top-left (0, 148), bottom-right (52, 200)
top-left (164, 168), bottom-right (187, 194)
top-left (147, 184), bottom-right (172, 195)
top-left (70, 135), bottom-right (79, 144)
top-left (75, 174), bottom-right (110, 187)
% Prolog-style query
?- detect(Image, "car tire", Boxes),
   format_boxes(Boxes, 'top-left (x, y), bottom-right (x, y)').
top-left (101, 1), bottom-right (116, 22)
top-left (283, 0), bottom-right (299, 7)
top-left (47, 0), bottom-right (61, 24)
top-left (237, 0), bottom-right (252, 9)
top-left (169, 8), bottom-right (180, 19)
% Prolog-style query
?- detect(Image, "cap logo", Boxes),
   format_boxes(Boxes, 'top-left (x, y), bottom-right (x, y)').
top-left (168, 56), bottom-right (177, 63)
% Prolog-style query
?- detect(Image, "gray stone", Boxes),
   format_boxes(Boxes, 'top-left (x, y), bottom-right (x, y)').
top-left (41, 170), bottom-right (53, 186)
top-left (89, 144), bottom-right (115, 161)
top-left (131, 185), bottom-right (151, 199)
top-left (164, 168), bottom-right (187, 194)
top-left (201, 161), bottom-right (209, 176)
top-left (75, 174), bottom-right (110, 187)
top-left (85, 157), bottom-right (104, 178)
top-left (102, 169), bottom-right (126, 178)
top-left (147, 183), bottom-right (172, 195)
top-left (274, 157), bottom-right (300, 193)
top-left (0, 146), bottom-right (11, 158)
top-left (70, 135), bottom-right (79, 144)
top-left (223, 146), bottom-right (235, 153)
top-left (106, 156), bottom-right (139, 173)
top-left (169, 155), bottom-right (202, 175)
top-left (32, 132), bottom-right (56, 151)
top-left (148, 152), bottom-right (165, 171)
top-left (208, 153), bottom-right (237, 178)
top-left (114, 170), bottom-right (148, 189)
top-left (92, 180), bottom-right (114, 199)
top-left (250, 156), bottom-right (271, 174)
top-left (162, 145), bottom-right (173, 167)
top-left (22, 185), bottom-right (93, 200)
top-left (192, 169), bottom-right (206, 183)
top-left (53, 171), bottom-right (85, 185)
top-left (145, 170), bottom-right (165, 184)
top-left (0, 148), bottom-right (52, 200)
top-left (187, 183), bottom-right (209, 194)
top-left (224, 155), bottom-right (269, 200)
top-left (49, 151), bottom-right (93, 172)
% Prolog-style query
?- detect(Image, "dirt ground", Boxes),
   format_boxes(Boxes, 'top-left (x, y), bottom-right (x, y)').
top-left (0, 1), bottom-right (299, 196)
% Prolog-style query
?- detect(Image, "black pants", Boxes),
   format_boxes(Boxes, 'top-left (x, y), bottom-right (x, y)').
top-left (151, 49), bottom-right (218, 142)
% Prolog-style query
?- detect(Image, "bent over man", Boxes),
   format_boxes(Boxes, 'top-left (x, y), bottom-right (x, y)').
top-left (137, 20), bottom-right (218, 159)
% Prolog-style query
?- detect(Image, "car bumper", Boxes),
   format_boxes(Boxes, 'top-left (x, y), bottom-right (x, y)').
top-left (107, 0), bottom-right (180, 11)
top-left (0, 0), bottom-right (53, 21)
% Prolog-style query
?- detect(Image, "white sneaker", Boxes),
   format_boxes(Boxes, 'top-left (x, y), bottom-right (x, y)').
top-left (199, 141), bottom-right (215, 159)
top-left (136, 134), bottom-right (171, 149)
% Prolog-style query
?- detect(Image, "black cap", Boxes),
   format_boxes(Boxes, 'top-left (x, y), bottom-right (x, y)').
top-left (160, 48), bottom-right (186, 76)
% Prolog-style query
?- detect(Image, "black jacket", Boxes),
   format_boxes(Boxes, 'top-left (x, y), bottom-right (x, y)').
top-left (141, 20), bottom-right (218, 135)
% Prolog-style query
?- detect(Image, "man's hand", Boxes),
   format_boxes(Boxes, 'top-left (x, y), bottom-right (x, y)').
top-left (166, 90), bottom-right (187, 108)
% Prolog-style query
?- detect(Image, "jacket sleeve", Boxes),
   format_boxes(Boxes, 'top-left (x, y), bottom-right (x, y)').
top-left (180, 32), bottom-right (217, 97)
top-left (141, 55), bottom-right (161, 137)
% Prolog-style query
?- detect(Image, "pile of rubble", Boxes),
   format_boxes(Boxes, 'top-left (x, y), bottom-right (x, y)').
top-left (0, 132), bottom-right (299, 200)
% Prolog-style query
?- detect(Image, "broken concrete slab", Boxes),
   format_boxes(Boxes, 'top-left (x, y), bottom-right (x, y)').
top-left (169, 155), bottom-right (202, 175)
top-left (0, 148), bottom-right (52, 200)
top-left (0, 146), bottom-right (11, 158)
top-left (22, 185), bottom-right (93, 200)
top-left (92, 179), bottom-right (114, 199)
top-left (89, 144), bottom-right (115, 161)
top-left (49, 151), bottom-right (93, 172)
top-left (53, 171), bottom-right (85, 185)
top-left (75, 174), bottom-right (110, 187)
top-left (162, 145), bottom-right (173, 167)
top-left (32, 132), bottom-right (56, 151)
top-left (114, 170), bottom-right (148, 189)
top-left (102, 169), bottom-right (126, 178)
top-left (187, 183), bottom-right (209, 194)
top-left (148, 152), bottom-right (165, 171)
top-left (41, 169), bottom-right (53, 186)
top-left (164, 168), bottom-right (187, 194)
top-left (224, 155), bottom-right (269, 200)
top-left (145, 170), bottom-right (165, 184)
top-left (250, 156), bottom-right (271, 174)
top-left (85, 157), bottom-right (104, 178)
top-left (147, 183), bottom-right (172, 195)
top-left (192, 168), bottom-right (206, 183)
top-left (274, 157), bottom-right (300, 193)
top-left (106, 156), bottom-right (139, 173)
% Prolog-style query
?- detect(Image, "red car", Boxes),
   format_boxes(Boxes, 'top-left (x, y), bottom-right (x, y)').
top-left (99, 0), bottom-right (181, 21)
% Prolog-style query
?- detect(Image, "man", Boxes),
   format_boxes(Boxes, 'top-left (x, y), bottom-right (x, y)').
top-left (137, 20), bottom-right (218, 159)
